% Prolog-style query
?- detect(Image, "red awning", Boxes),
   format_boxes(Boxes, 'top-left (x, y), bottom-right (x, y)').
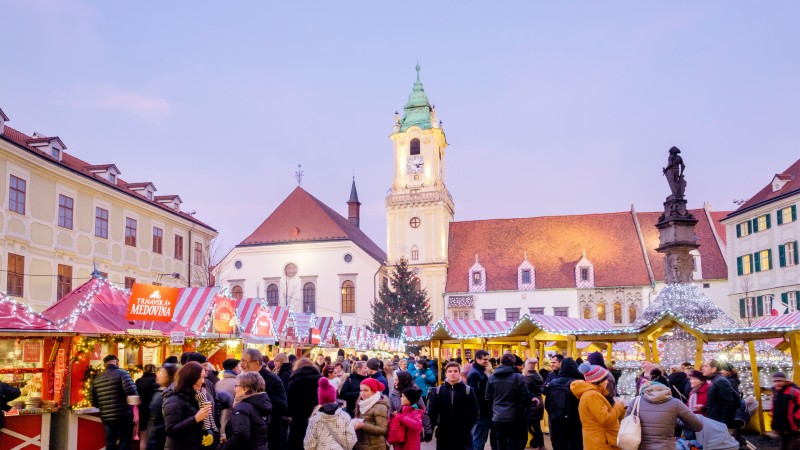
top-left (42, 278), bottom-right (134, 333)
top-left (0, 294), bottom-right (57, 331)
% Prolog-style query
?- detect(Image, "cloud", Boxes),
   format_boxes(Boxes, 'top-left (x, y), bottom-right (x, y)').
top-left (74, 87), bottom-right (170, 117)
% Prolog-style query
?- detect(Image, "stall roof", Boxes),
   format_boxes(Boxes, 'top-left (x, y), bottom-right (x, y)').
top-left (0, 294), bottom-right (58, 331)
top-left (173, 286), bottom-right (220, 332)
top-left (752, 311), bottom-right (800, 328)
top-left (317, 317), bottom-right (334, 343)
top-left (236, 297), bottom-right (262, 333)
top-left (42, 278), bottom-right (135, 333)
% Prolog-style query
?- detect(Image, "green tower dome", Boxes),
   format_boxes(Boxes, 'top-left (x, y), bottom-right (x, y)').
top-left (399, 63), bottom-right (434, 132)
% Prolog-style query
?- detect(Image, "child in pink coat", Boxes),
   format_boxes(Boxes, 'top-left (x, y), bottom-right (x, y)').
top-left (389, 388), bottom-right (423, 450)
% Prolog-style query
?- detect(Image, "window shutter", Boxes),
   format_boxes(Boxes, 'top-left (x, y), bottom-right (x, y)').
top-left (768, 248), bottom-right (773, 269)
top-left (737, 256), bottom-right (743, 276)
top-left (754, 253), bottom-right (761, 272)
top-left (766, 214), bottom-right (772, 229)
top-left (778, 209), bottom-right (784, 225)
top-left (752, 218), bottom-right (759, 233)
top-left (797, 291), bottom-right (800, 311)
top-left (782, 292), bottom-right (789, 313)
top-left (780, 244), bottom-right (787, 267)
top-left (748, 220), bottom-right (753, 234)
top-left (757, 296), bottom-right (764, 316)
top-left (736, 223), bottom-right (742, 238)
top-left (739, 298), bottom-right (746, 318)
top-left (793, 205), bottom-right (798, 222)
top-left (795, 241), bottom-right (799, 265)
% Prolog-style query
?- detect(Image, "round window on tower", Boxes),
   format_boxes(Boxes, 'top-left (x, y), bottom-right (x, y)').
top-left (284, 263), bottom-right (298, 278)
top-left (344, 253), bottom-right (353, 263)
top-left (234, 260), bottom-right (243, 270)
top-left (410, 217), bottom-right (421, 228)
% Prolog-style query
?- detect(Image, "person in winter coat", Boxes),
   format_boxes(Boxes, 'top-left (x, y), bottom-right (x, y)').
top-left (769, 372), bottom-right (800, 450)
top-left (587, 351), bottom-right (617, 402)
top-left (162, 361), bottom-right (220, 450)
top-left (428, 362), bottom-right (480, 450)
top-left (389, 388), bottom-right (424, 450)
top-left (146, 363), bottom-right (178, 450)
top-left (467, 350), bottom-right (497, 450)
top-left (304, 378), bottom-right (357, 450)
top-left (273, 352), bottom-right (292, 391)
top-left (366, 358), bottom-right (390, 397)
top-left (701, 359), bottom-right (740, 427)
top-left (411, 360), bottom-right (436, 401)
top-left (240, 348), bottom-right (288, 450)
top-left (667, 365), bottom-right (690, 401)
top-left (686, 370), bottom-right (709, 416)
top-left (215, 358), bottom-right (240, 439)
top-left (389, 371), bottom-right (425, 414)
top-left (569, 365), bottom-right (625, 450)
top-left (545, 355), bottom-right (564, 386)
top-left (487, 354), bottom-right (530, 450)
top-left (287, 358), bottom-right (322, 450)
top-left (543, 357), bottom-right (583, 450)
top-left (538, 359), bottom-right (552, 381)
top-left (91, 354), bottom-right (139, 450)
top-left (136, 364), bottom-right (159, 443)
top-left (720, 361), bottom-right (742, 398)
top-left (0, 380), bottom-right (21, 431)
top-left (353, 377), bottom-right (389, 450)
top-left (630, 381), bottom-right (703, 450)
top-left (524, 358), bottom-right (545, 450)
top-left (340, 360), bottom-right (370, 416)
top-left (218, 371), bottom-right (271, 450)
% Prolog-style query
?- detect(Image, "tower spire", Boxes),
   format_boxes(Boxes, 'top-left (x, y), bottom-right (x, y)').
top-left (415, 61), bottom-right (421, 81)
top-left (347, 177), bottom-right (361, 228)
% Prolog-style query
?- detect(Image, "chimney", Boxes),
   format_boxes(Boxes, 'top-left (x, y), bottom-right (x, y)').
top-left (347, 177), bottom-right (361, 228)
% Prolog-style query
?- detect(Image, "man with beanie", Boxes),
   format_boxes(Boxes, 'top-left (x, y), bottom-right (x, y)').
top-left (367, 357), bottom-right (390, 396)
top-left (543, 357), bottom-right (583, 450)
top-left (487, 354), bottom-right (529, 450)
top-left (468, 350), bottom-right (497, 450)
top-left (91, 355), bottom-right (139, 450)
top-left (771, 372), bottom-right (800, 449)
top-left (216, 358), bottom-right (240, 437)
top-left (428, 362), bottom-right (480, 450)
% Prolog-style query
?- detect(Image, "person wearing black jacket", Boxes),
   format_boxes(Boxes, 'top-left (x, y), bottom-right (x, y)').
top-left (544, 354), bottom-right (563, 386)
top-left (218, 372), bottom-right (271, 450)
top-left (702, 358), bottom-right (740, 428)
top-left (667, 365), bottom-right (690, 401)
top-left (147, 363), bottom-right (178, 450)
top-left (286, 359), bottom-right (321, 450)
top-left (523, 359), bottom-right (545, 450)
top-left (273, 352), bottom-right (292, 391)
top-left (339, 360), bottom-right (369, 416)
top-left (428, 362), bottom-right (480, 450)
top-left (487, 354), bottom-right (530, 450)
top-left (543, 357), bottom-right (583, 450)
top-left (0, 380), bottom-right (21, 430)
top-left (136, 364), bottom-right (158, 442)
top-left (162, 362), bottom-right (220, 450)
top-left (91, 355), bottom-right (139, 450)
top-left (467, 350), bottom-right (497, 450)
top-left (240, 348), bottom-right (288, 450)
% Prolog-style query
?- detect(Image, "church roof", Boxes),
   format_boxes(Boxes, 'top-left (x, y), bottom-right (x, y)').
top-left (399, 64), bottom-right (433, 132)
top-left (445, 208), bottom-right (728, 293)
top-left (239, 187), bottom-right (386, 262)
top-left (726, 157), bottom-right (800, 220)
top-left (348, 178), bottom-right (360, 203)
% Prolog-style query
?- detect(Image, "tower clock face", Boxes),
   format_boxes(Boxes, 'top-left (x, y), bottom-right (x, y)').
top-left (406, 155), bottom-right (424, 174)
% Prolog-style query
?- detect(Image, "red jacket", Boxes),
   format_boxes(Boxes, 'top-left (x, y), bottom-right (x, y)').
top-left (687, 381), bottom-right (709, 415)
top-left (389, 405), bottom-right (423, 450)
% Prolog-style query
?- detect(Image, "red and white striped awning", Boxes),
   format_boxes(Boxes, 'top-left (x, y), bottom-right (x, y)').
top-left (576, 341), bottom-right (595, 349)
top-left (237, 297), bottom-right (261, 333)
top-left (528, 314), bottom-right (613, 333)
top-left (270, 306), bottom-right (291, 337)
top-left (752, 311), bottom-right (800, 328)
top-left (173, 287), bottom-right (220, 331)
top-left (443, 319), bottom-right (514, 338)
top-left (317, 317), bottom-right (334, 343)
top-left (404, 325), bottom-right (434, 341)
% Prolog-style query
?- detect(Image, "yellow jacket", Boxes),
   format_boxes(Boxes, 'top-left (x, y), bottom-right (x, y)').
top-left (570, 380), bottom-right (625, 450)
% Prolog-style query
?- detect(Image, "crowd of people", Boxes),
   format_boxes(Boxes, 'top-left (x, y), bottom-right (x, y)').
top-left (83, 348), bottom-right (800, 450)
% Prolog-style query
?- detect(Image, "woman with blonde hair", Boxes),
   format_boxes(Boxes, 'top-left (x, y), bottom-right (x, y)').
top-left (272, 352), bottom-right (291, 391)
top-left (218, 372), bottom-right (271, 450)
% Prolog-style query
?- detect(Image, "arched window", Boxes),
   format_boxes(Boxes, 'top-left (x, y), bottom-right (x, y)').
top-left (628, 306), bottom-right (637, 323)
top-left (597, 303), bottom-right (607, 322)
top-left (411, 245), bottom-right (419, 261)
top-left (266, 283), bottom-right (279, 307)
top-left (341, 280), bottom-right (355, 314)
top-left (410, 138), bottom-right (420, 155)
top-left (231, 285), bottom-right (243, 300)
top-left (303, 282), bottom-right (316, 313)
top-left (613, 302), bottom-right (622, 324)
top-left (583, 307), bottom-right (592, 319)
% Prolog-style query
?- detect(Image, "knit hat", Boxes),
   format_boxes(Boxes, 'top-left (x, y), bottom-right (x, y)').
top-left (688, 370), bottom-right (705, 381)
top-left (773, 372), bottom-right (789, 382)
top-left (583, 365), bottom-right (609, 384)
top-left (578, 362), bottom-right (592, 375)
top-left (366, 358), bottom-right (382, 371)
top-left (587, 351), bottom-right (605, 367)
top-left (318, 377), bottom-right (337, 404)
top-left (402, 388), bottom-right (422, 405)
top-left (361, 377), bottom-right (385, 393)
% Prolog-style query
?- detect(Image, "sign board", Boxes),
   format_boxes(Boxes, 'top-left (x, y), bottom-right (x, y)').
top-left (254, 313), bottom-right (272, 337)
top-left (54, 348), bottom-right (66, 403)
top-left (170, 331), bottom-right (185, 345)
top-left (213, 295), bottom-right (236, 334)
top-left (22, 341), bottom-right (41, 363)
top-left (310, 327), bottom-right (321, 345)
top-left (126, 283), bottom-right (180, 322)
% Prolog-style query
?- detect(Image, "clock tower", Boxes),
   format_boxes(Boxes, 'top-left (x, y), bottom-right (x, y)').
top-left (386, 64), bottom-right (454, 321)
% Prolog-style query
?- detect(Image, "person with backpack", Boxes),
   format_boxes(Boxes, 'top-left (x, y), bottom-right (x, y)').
top-left (569, 365), bottom-right (625, 450)
top-left (543, 357), bottom-right (583, 450)
top-left (770, 372), bottom-right (800, 450)
top-left (428, 362), bottom-right (480, 450)
top-left (487, 354), bottom-right (530, 450)
top-left (468, 350), bottom-right (497, 450)
top-left (630, 380), bottom-right (703, 450)
top-left (523, 358), bottom-right (545, 450)
top-left (304, 376), bottom-right (357, 450)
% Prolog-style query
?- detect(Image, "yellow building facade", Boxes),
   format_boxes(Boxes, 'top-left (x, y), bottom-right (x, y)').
top-left (0, 108), bottom-right (217, 311)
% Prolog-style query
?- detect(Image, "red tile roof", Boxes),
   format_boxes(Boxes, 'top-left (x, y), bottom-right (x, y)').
top-left (446, 208), bottom-right (729, 293)
top-left (709, 211), bottom-right (729, 245)
top-left (727, 158), bottom-right (800, 220)
top-left (239, 187), bottom-right (386, 262)
top-left (0, 125), bottom-right (215, 231)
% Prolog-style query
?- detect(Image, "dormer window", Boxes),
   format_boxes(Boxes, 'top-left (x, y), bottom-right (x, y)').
top-left (521, 270), bottom-right (531, 284)
top-left (87, 164), bottom-right (121, 186)
top-left (772, 174), bottom-right (793, 192)
top-left (51, 148), bottom-right (60, 160)
top-left (127, 182), bottom-right (157, 200)
top-left (27, 133), bottom-right (66, 162)
top-left (575, 252), bottom-right (595, 288)
top-left (472, 272), bottom-right (481, 283)
top-left (469, 255), bottom-right (486, 293)
top-left (580, 268), bottom-right (589, 281)
top-left (155, 195), bottom-right (183, 211)
top-left (517, 257), bottom-right (535, 291)
top-left (108, 172), bottom-right (116, 183)
top-left (146, 191), bottom-right (153, 200)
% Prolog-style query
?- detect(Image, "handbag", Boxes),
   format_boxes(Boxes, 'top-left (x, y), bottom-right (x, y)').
top-left (617, 396), bottom-right (642, 450)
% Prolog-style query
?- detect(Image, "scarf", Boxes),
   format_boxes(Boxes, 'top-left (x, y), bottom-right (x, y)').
top-left (357, 392), bottom-right (382, 416)
top-left (194, 387), bottom-right (218, 432)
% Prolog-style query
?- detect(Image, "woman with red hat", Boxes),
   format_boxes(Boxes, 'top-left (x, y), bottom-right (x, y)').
top-left (353, 378), bottom-right (389, 450)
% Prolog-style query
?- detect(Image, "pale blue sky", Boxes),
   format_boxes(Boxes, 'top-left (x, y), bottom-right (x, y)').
top-left (2, 1), bottom-right (799, 255)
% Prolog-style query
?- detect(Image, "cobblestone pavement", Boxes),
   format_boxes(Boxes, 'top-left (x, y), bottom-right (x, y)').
top-left (420, 433), bottom-right (779, 449)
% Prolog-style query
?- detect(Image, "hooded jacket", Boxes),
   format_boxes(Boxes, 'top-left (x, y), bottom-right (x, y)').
top-left (667, 371), bottom-right (690, 401)
top-left (339, 371), bottom-right (368, 415)
top-left (91, 364), bottom-right (138, 422)
top-left (218, 392), bottom-right (272, 450)
top-left (304, 403), bottom-right (358, 450)
top-left (631, 382), bottom-right (703, 450)
top-left (524, 371), bottom-right (545, 421)
top-left (276, 363), bottom-right (292, 391)
top-left (543, 357), bottom-right (583, 422)
top-left (411, 367), bottom-right (436, 397)
top-left (146, 387), bottom-right (167, 450)
top-left (287, 365), bottom-right (322, 450)
top-left (467, 363), bottom-right (492, 418)
top-left (136, 372), bottom-right (158, 430)
top-left (257, 365), bottom-right (288, 450)
top-left (486, 364), bottom-right (529, 423)
top-left (391, 405), bottom-right (423, 450)
top-left (570, 380), bottom-right (625, 450)
top-left (706, 373), bottom-right (739, 426)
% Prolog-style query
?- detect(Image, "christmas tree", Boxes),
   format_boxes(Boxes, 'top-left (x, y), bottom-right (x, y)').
top-left (372, 258), bottom-right (432, 338)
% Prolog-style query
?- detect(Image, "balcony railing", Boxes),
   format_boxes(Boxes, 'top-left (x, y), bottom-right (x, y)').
top-left (386, 189), bottom-right (454, 208)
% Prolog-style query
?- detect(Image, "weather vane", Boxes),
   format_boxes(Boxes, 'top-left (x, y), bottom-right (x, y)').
top-left (295, 164), bottom-right (304, 186)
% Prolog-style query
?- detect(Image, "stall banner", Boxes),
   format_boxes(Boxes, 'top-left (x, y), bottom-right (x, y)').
top-left (126, 284), bottom-right (180, 322)
top-left (254, 313), bottom-right (272, 337)
top-left (310, 328), bottom-right (321, 345)
top-left (22, 341), bottom-right (41, 363)
top-left (54, 348), bottom-right (66, 403)
top-left (213, 295), bottom-right (236, 334)
top-left (170, 331), bottom-right (185, 345)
